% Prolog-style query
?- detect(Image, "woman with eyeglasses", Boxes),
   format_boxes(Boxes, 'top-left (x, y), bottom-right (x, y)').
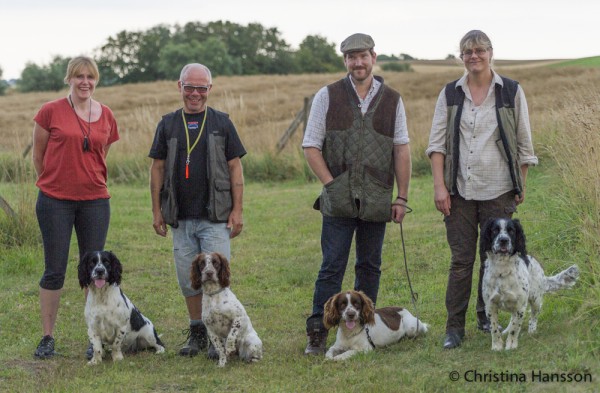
top-left (32, 56), bottom-right (119, 359)
top-left (426, 30), bottom-right (538, 349)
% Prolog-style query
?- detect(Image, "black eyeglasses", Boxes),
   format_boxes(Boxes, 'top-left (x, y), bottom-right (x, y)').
top-left (182, 84), bottom-right (210, 93)
top-left (462, 48), bottom-right (489, 58)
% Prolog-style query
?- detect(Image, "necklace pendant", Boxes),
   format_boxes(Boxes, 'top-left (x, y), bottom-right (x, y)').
top-left (83, 136), bottom-right (89, 152)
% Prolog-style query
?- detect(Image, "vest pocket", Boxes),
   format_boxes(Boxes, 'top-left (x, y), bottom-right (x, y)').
top-left (319, 171), bottom-right (356, 217)
top-left (207, 179), bottom-right (232, 222)
top-left (359, 173), bottom-right (392, 222)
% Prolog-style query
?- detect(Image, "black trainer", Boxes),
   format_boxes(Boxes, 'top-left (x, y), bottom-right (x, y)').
top-left (34, 335), bottom-right (56, 359)
top-left (179, 322), bottom-right (208, 357)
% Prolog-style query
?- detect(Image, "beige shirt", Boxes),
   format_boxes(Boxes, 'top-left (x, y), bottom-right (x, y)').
top-left (426, 71), bottom-right (538, 201)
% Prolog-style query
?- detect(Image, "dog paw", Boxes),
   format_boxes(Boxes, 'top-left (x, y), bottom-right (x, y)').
top-left (155, 346), bottom-right (165, 354)
top-left (491, 341), bottom-right (503, 351)
top-left (87, 357), bottom-right (101, 366)
top-left (112, 352), bottom-right (124, 362)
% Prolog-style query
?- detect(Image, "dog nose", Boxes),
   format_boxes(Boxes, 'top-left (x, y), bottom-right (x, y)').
top-left (346, 310), bottom-right (357, 319)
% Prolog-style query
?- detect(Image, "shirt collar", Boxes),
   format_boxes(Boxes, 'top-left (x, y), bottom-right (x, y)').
top-left (456, 70), bottom-right (503, 90)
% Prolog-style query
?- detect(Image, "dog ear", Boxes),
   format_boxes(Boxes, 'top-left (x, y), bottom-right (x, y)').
top-left (78, 252), bottom-right (92, 289)
top-left (323, 293), bottom-right (341, 329)
top-left (215, 253), bottom-right (231, 288)
top-left (107, 251), bottom-right (122, 286)
top-left (479, 218), bottom-right (495, 257)
top-left (358, 291), bottom-right (376, 325)
top-left (513, 219), bottom-right (528, 261)
top-left (190, 253), bottom-right (205, 290)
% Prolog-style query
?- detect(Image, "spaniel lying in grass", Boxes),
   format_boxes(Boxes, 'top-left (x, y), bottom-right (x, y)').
top-left (323, 290), bottom-right (428, 360)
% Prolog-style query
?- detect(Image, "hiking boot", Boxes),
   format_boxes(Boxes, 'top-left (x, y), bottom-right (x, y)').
top-left (34, 335), bottom-right (56, 359)
top-left (179, 322), bottom-right (208, 357)
top-left (304, 320), bottom-right (328, 356)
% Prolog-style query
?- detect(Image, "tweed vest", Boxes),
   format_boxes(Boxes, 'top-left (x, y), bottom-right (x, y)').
top-left (444, 76), bottom-right (523, 197)
top-left (319, 76), bottom-right (400, 222)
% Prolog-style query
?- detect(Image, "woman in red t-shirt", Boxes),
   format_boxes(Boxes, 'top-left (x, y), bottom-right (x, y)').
top-left (31, 56), bottom-right (119, 359)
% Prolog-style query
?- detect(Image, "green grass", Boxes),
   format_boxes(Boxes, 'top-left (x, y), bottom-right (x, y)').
top-left (0, 167), bottom-right (598, 392)
top-left (550, 56), bottom-right (600, 68)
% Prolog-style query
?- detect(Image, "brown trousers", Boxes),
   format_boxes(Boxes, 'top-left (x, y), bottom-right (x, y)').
top-left (444, 192), bottom-right (517, 335)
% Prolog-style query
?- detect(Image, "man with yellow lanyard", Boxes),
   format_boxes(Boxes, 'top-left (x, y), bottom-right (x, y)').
top-left (149, 63), bottom-right (246, 358)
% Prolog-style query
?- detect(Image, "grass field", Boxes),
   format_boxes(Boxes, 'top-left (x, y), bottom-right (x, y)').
top-left (0, 170), bottom-right (597, 393)
top-left (0, 61), bottom-right (599, 392)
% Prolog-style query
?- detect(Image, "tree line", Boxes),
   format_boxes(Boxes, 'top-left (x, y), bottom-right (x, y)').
top-left (8, 21), bottom-right (349, 93)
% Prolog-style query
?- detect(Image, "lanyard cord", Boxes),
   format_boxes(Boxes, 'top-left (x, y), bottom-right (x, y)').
top-left (182, 108), bottom-right (207, 179)
top-left (68, 95), bottom-right (92, 152)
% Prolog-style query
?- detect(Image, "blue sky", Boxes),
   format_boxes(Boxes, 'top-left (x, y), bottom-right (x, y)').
top-left (1, 0), bottom-right (599, 79)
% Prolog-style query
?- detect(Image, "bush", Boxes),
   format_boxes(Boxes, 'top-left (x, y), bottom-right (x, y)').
top-left (380, 61), bottom-right (413, 72)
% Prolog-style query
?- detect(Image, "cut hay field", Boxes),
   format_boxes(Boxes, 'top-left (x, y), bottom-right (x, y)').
top-left (1, 62), bottom-right (599, 392)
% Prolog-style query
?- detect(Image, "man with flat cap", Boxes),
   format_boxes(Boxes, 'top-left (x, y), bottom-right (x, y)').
top-left (302, 33), bottom-right (412, 355)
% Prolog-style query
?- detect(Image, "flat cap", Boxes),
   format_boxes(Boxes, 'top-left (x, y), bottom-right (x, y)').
top-left (340, 33), bottom-right (375, 54)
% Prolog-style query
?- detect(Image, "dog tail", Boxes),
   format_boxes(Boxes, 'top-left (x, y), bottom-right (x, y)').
top-left (545, 264), bottom-right (579, 292)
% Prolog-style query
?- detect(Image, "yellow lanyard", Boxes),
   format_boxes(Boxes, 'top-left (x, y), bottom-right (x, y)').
top-left (182, 109), bottom-right (207, 179)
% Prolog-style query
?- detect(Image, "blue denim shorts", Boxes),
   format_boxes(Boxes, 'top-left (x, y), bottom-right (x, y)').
top-left (171, 219), bottom-right (231, 297)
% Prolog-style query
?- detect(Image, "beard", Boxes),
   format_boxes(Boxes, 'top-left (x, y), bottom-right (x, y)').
top-left (349, 66), bottom-right (372, 82)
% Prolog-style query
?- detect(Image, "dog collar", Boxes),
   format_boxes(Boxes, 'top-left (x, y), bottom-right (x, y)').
top-left (202, 287), bottom-right (227, 297)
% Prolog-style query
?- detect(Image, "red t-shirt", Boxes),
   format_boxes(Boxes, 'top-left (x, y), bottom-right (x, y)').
top-left (33, 97), bottom-right (120, 200)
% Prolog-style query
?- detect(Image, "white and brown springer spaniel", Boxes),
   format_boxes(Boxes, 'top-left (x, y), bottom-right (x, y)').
top-left (480, 218), bottom-right (580, 351)
top-left (190, 252), bottom-right (262, 367)
top-left (78, 251), bottom-right (165, 365)
top-left (323, 290), bottom-right (428, 361)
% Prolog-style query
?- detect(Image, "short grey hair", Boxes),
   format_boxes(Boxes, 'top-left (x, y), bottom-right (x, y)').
top-left (179, 63), bottom-right (212, 84)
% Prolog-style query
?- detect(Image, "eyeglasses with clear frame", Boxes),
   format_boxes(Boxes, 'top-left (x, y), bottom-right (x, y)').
top-left (461, 47), bottom-right (489, 58)
top-left (181, 84), bottom-right (210, 94)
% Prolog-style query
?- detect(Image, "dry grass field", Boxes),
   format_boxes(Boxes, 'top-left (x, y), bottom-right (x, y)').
top-left (2, 60), bottom-right (597, 181)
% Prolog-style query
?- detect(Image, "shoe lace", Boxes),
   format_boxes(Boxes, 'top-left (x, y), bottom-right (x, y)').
top-left (37, 336), bottom-right (55, 352)
top-left (179, 326), bottom-right (202, 346)
top-left (307, 330), bottom-right (325, 347)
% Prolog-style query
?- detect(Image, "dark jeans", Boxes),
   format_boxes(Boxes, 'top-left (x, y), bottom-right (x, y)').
top-left (36, 191), bottom-right (110, 290)
top-left (444, 192), bottom-right (516, 334)
top-left (307, 215), bottom-right (386, 329)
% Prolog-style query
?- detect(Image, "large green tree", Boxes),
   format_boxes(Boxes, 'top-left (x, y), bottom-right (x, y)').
top-left (18, 56), bottom-right (70, 92)
top-left (158, 37), bottom-right (242, 80)
top-left (296, 35), bottom-right (344, 73)
top-left (97, 25), bottom-right (172, 84)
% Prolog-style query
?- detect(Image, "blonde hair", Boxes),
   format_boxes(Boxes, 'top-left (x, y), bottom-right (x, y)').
top-left (459, 30), bottom-right (493, 53)
top-left (64, 56), bottom-right (100, 84)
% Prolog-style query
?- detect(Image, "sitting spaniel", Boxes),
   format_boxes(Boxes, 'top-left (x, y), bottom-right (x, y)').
top-left (323, 290), bottom-right (428, 361)
top-left (78, 251), bottom-right (165, 365)
top-left (190, 252), bottom-right (263, 367)
top-left (480, 218), bottom-right (580, 351)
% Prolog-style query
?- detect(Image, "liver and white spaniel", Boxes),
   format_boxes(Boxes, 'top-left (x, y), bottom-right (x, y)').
top-left (190, 252), bottom-right (263, 367)
top-left (78, 251), bottom-right (165, 365)
top-left (480, 218), bottom-right (579, 351)
top-left (323, 290), bottom-right (428, 361)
